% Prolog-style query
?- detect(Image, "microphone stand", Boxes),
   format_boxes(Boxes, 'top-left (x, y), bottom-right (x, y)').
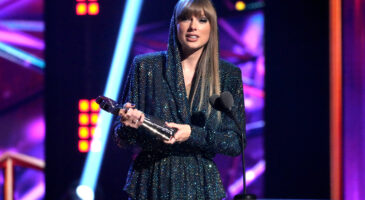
top-left (209, 92), bottom-right (256, 199)
top-left (225, 110), bottom-right (257, 200)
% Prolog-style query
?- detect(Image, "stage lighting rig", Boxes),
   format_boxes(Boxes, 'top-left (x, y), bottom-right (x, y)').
top-left (78, 99), bottom-right (100, 153)
top-left (235, 1), bottom-right (246, 11)
top-left (76, 0), bottom-right (99, 16)
top-left (223, 0), bottom-right (264, 12)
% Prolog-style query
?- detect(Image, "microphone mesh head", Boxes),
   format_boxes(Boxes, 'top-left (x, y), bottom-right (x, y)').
top-left (209, 94), bottom-right (219, 109)
top-left (220, 91), bottom-right (234, 110)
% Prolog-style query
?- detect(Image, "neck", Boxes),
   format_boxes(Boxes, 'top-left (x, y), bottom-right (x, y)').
top-left (181, 47), bottom-right (204, 71)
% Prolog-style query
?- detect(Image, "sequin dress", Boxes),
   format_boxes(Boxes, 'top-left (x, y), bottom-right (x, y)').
top-left (114, 13), bottom-right (246, 200)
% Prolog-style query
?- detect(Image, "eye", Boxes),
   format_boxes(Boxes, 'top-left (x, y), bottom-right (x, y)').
top-left (178, 16), bottom-right (190, 22)
top-left (199, 17), bottom-right (208, 23)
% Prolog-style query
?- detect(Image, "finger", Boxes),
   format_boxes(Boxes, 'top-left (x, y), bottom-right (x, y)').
top-left (127, 108), bottom-right (140, 116)
top-left (169, 137), bottom-right (176, 144)
top-left (123, 121), bottom-right (130, 127)
top-left (132, 117), bottom-right (141, 126)
top-left (163, 139), bottom-right (173, 144)
top-left (126, 108), bottom-right (134, 117)
top-left (125, 120), bottom-right (139, 129)
top-left (163, 137), bottom-right (176, 144)
top-left (123, 103), bottom-right (136, 109)
top-left (128, 111), bottom-right (142, 126)
top-left (173, 131), bottom-right (183, 141)
top-left (136, 113), bottom-right (144, 126)
top-left (165, 122), bottom-right (179, 128)
top-left (120, 103), bottom-right (136, 117)
top-left (127, 109), bottom-right (141, 122)
top-left (119, 108), bottom-right (127, 117)
top-left (121, 116), bottom-right (128, 122)
top-left (139, 113), bottom-right (145, 123)
top-left (120, 111), bottom-right (130, 122)
top-left (123, 102), bottom-right (131, 108)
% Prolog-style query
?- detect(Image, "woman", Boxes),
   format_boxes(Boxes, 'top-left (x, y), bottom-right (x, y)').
top-left (114, 0), bottom-right (246, 199)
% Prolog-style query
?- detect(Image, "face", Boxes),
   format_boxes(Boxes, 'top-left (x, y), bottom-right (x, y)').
top-left (177, 10), bottom-right (211, 54)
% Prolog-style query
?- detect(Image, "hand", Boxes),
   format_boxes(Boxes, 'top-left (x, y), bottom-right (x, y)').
top-left (118, 102), bottom-right (145, 129)
top-left (164, 122), bottom-right (191, 144)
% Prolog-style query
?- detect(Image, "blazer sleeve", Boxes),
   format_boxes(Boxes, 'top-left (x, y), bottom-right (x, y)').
top-left (113, 57), bottom-right (144, 147)
top-left (185, 67), bottom-right (246, 157)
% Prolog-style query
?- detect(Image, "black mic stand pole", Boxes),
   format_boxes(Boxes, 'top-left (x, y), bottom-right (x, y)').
top-left (209, 92), bottom-right (256, 199)
top-left (226, 111), bottom-right (256, 200)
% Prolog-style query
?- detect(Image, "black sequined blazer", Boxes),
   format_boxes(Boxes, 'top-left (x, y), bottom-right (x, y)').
top-left (114, 11), bottom-right (246, 200)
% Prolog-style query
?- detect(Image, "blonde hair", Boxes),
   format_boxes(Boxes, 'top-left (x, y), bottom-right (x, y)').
top-left (175, 0), bottom-right (221, 116)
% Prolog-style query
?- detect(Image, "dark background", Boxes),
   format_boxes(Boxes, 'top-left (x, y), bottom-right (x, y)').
top-left (45, 0), bottom-right (128, 199)
top-left (264, 0), bottom-right (330, 198)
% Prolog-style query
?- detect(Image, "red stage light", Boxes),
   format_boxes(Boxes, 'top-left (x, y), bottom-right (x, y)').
top-left (90, 99), bottom-right (100, 112)
top-left (79, 99), bottom-right (90, 112)
top-left (79, 113), bottom-right (89, 125)
top-left (79, 140), bottom-right (89, 152)
top-left (78, 98), bottom-right (100, 153)
top-left (90, 127), bottom-right (96, 137)
top-left (79, 127), bottom-right (89, 139)
top-left (76, 3), bottom-right (88, 15)
top-left (90, 113), bottom-right (98, 125)
top-left (88, 3), bottom-right (99, 15)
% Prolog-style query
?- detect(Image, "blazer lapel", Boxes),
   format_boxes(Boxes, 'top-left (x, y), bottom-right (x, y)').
top-left (164, 51), bottom-right (191, 124)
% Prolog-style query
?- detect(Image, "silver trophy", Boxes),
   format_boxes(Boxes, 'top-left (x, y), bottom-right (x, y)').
top-left (95, 96), bottom-right (176, 140)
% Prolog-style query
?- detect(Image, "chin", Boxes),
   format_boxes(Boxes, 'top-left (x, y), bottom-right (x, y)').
top-left (184, 44), bottom-right (204, 52)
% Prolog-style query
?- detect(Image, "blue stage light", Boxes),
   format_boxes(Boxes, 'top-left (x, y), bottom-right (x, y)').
top-left (77, 0), bottom-right (144, 198)
top-left (0, 20), bottom-right (44, 32)
top-left (0, 42), bottom-right (45, 69)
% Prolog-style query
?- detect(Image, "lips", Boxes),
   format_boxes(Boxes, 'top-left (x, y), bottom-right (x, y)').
top-left (186, 34), bottom-right (199, 42)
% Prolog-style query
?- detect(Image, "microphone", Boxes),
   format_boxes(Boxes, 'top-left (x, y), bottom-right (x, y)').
top-left (209, 91), bottom-right (240, 132)
top-left (209, 91), bottom-right (234, 112)
top-left (209, 92), bottom-right (256, 200)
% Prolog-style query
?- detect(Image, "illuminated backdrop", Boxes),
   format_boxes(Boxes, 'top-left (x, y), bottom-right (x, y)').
top-left (0, 0), bottom-right (44, 199)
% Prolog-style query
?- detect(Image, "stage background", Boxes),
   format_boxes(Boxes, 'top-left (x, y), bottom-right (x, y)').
top-left (3, 0), bottom-right (355, 199)
top-left (5, 0), bottom-right (364, 199)
top-left (0, 0), bottom-right (45, 199)
top-left (265, 0), bottom-right (330, 198)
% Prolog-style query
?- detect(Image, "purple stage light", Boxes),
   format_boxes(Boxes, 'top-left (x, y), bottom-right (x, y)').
top-left (26, 116), bottom-right (45, 143)
top-left (0, 30), bottom-right (44, 50)
top-left (0, 0), bottom-right (43, 19)
top-left (0, 20), bottom-right (44, 32)
top-left (0, 0), bottom-right (45, 198)
top-left (241, 14), bottom-right (263, 53)
top-left (246, 120), bottom-right (265, 132)
top-left (0, 171), bottom-right (3, 185)
top-left (228, 160), bottom-right (266, 197)
top-left (343, 0), bottom-right (365, 199)
top-left (20, 180), bottom-right (44, 200)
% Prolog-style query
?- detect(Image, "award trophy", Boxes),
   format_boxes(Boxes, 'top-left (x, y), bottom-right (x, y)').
top-left (95, 96), bottom-right (176, 140)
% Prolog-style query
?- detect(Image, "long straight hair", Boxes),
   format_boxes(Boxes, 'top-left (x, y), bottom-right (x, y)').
top-left (175, 0), bottom-right (220, 116)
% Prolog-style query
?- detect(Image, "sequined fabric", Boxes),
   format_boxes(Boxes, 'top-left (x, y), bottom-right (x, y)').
top-left (114, 10), bottom-right (246, 200)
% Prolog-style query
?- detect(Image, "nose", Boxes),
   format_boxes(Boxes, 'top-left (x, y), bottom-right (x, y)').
top-left (189, 18), bottom-right (198, 30)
